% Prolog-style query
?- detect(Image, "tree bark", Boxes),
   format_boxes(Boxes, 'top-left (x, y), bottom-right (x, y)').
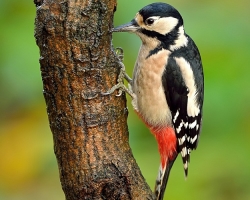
top-left (34, 0), bottom-right (155, 199)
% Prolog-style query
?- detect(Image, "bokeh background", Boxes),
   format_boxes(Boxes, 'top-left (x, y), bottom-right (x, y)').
top-left (0, 0), bottom-right (249, 199)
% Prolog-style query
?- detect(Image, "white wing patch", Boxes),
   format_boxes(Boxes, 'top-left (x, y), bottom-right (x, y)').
top-left (176, 121), bottom-right (183, 134)
top-left (174, 57), bottom-right (200, 117)
top-left (173, 110), bottom-right (179, 123)
top-left (190, 135), bottom-right (198, 144)
top-left (178, 135), bottom-right (186, 145)
top-left (188, 120), bottom-right (197, 129)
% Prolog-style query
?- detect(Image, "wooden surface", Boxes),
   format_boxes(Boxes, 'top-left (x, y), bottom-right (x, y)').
top-left (34, 0), bottom-right (154, 199)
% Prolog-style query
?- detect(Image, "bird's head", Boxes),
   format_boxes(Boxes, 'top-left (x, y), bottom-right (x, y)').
top-left (113, 3), bottom-right (185, 47)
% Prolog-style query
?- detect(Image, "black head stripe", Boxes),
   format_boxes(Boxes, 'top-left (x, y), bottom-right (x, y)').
top-left (141, 28), bottom-right (179, 47)
top-left (139, 2), bottom-right (183, 26)
top-left (143, 29), bottom-right (180, 58)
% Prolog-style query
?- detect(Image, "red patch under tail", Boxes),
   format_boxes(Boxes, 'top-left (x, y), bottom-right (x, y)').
top-left (150, 126), bottom-right (177, 168)
top-left (134, 111), bottom-right (177, 168)
top-left (135, 111), bottom-right (177, 200)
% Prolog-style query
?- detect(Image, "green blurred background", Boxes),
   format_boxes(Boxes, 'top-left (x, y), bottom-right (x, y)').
top-left (0, 0), bottom-right (249, 199)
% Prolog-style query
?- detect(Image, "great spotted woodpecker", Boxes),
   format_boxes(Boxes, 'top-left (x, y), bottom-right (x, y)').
top-left (105, 2), bottom-right (204, 200)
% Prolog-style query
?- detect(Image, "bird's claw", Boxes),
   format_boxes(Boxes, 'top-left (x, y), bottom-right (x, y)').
top-left (102, 63), bottom-right (134, 98)
top-left (101, 78), bottom-right (134, 98)
top-left (102, 47), bottom-right (134, 98)
top-left (102, 82), bottom-right (124, 96)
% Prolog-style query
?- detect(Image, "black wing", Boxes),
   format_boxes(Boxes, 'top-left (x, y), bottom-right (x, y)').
top-left (162, 37), bottom-right (204, 176)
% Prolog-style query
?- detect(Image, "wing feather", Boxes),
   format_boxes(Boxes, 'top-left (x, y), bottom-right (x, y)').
top-left (162, 39), bottom-right (204, 176)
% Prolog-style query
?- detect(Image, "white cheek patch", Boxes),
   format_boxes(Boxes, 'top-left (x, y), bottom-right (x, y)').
top-left (153, 17), bottom-right (178, 35)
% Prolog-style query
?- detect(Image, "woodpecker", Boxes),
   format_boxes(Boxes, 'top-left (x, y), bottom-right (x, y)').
top-left (106, 2), bottom-right (204, 200)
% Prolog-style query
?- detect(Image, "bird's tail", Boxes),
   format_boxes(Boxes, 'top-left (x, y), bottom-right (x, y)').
top-left (155, 156), bottom-right (177, 200)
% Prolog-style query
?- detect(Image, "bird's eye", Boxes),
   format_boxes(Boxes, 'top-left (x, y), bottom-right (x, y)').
top-left (145, 18), bottom-right (155, 25)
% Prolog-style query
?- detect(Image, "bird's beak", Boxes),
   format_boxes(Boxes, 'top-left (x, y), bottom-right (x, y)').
top-left (112, 19), bottom-right (139, 33)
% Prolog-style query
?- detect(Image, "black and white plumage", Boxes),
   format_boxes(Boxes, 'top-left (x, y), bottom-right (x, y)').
top-left (111, 2), bottom-right (204, 200)
top-left (163, 34), bottom-right (204, 174)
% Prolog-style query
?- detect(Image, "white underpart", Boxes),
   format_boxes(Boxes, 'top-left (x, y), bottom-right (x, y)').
top-left (175, 57), bottom-right (200, 117)
top-left (142, 16), bottom-right (179, 35)
top-left (131, 38), bottom-right (172, 126)
top-left (170, 26), bottom-right (188, 51)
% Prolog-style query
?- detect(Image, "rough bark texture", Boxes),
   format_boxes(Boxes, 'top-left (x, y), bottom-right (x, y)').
top-left (34, 0), bottom-right (155, 199)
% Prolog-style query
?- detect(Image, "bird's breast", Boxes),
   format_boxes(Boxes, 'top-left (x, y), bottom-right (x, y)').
top-left (131, 46), bottom-right (172, 127)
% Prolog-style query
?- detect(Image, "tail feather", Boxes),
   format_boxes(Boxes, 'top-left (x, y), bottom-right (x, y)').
top-left (179, 142), bottom-right (194, 178)
top-left (155, 155), bottom-right (178, 200)
top-left (180, 145), bottom-right (190, 177)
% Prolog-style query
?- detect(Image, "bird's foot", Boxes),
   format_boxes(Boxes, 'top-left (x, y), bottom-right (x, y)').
top-left (102, 48), bottom-right (134, 98)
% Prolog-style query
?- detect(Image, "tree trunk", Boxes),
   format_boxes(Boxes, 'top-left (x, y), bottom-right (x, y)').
top-left (34, 0), bottom-right (155, 199)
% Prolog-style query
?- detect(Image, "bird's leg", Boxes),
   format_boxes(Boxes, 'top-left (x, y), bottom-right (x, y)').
top-left (102, 48), bottom-right (134, 98)
top-left (102, 61), bottom-right (134, 97)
